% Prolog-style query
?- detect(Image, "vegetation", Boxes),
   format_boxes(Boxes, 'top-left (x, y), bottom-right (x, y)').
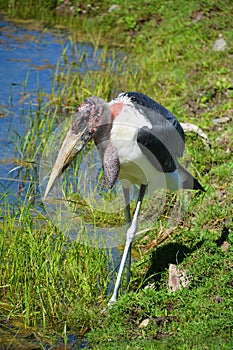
top-left (0, 0), bottom-right (232, 348)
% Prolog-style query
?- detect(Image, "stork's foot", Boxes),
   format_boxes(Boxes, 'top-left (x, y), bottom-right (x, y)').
top-left (107, 295), bottom-right (117, 308)
top-left (102, 296), bottom-right (117, 313)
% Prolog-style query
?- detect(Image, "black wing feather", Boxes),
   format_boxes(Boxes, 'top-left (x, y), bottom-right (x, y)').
top-left (121, 92), bottom-right (185, 173)
top-left (137, 125), bottom-right (183, 172)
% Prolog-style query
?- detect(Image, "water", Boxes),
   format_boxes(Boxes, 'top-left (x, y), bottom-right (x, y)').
top-left (0, 16), bottom-right (133, 249)
top-left (0, 14), bottom-right (113, 349)
top-left (0, 15), bottom-right (104, 198)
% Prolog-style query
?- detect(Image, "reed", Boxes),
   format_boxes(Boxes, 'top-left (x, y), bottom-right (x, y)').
top-left (0, 0), bottom-right (232, 348)
top-left (0, 39), bottom-right (138, 333)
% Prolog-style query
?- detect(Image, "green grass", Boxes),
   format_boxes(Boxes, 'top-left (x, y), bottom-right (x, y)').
top-left (0, 198), bottom-right (113, 348)
top-left (0, 0), bottom-right (233, 348)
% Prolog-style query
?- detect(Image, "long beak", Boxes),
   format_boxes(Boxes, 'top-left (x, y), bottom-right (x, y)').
top-left (44, 127), bottom-right (88, 199)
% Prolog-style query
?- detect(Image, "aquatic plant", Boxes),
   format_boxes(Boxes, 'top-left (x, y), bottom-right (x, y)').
top-left (0, 0), bottom-right (232, 348)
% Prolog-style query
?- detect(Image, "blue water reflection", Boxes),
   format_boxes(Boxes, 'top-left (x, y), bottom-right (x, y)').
top-left (0, 15), bottom-right (104, 198)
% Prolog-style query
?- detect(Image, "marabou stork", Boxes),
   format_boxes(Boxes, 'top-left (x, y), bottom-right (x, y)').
top-left (44, 92), bottom-right (204, 306)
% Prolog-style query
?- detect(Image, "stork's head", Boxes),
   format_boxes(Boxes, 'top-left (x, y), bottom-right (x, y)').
top-left (44, 96), bottom-right (111, 198)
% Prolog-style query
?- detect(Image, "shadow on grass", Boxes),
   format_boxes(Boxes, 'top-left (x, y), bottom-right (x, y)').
top-left (145, 226), bottom-right (230, 288)
top-left (144, 241), bottom-right (202, 288)
top-left (215, 226), bottom-right (230, 247)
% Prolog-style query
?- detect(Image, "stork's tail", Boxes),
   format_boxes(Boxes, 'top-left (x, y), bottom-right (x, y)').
top-left (178, 164), bottom-right (205, 191)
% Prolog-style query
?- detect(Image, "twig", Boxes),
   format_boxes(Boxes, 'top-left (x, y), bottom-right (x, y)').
top-left (181, 122), bottom-right (210, 149)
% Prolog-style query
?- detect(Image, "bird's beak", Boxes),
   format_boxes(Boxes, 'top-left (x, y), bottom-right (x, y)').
top-left (44, 127), bottom-right (89, 199)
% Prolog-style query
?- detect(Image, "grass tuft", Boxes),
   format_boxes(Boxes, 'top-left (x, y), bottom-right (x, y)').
top-left (0, 0), bottom-right (232, 347)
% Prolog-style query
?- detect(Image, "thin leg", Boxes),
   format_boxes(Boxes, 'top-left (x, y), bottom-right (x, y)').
top-left (126, 241), bottom-right (132, 289)
top-left (123, 187), bottom-right (132, 288)
top-left (123, 187), bottom-right (131, 227)
top-left (108, 184), bottom-right (147, 306)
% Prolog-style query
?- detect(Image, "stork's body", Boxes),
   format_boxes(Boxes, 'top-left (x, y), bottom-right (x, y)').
top-left (44, 92), bottom-right (204, 306)
top-left (110, 94), bottom-right (180, 193)
top-left (111, 99), bottom-right (162, 190)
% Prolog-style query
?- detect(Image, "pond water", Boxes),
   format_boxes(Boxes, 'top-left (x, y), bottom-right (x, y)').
top-left (0, 14), bottom-right (112, 349)
top-left (0, 15), bottom-right (104, 200)
top-left (0, 15), bottom-right (131, 251)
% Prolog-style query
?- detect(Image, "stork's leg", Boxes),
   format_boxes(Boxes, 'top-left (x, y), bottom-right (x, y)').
top-left (123, 187), bottom-right (131, 227)
top-left (108, 184), bottom-right (147, 306)
top-left (123, 187), bottom-right (132, 287)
